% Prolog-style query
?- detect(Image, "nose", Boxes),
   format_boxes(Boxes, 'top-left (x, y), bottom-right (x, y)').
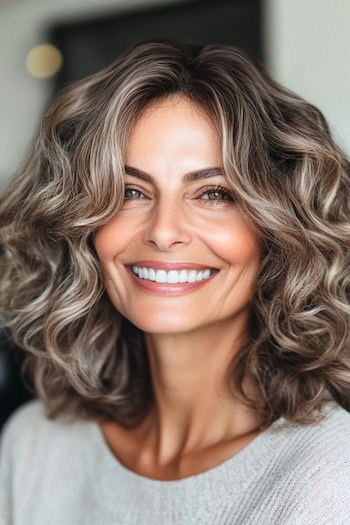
top-left (142, 196), bottom-right (192, 251)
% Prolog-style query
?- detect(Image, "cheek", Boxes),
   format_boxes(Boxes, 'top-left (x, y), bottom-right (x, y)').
top-left (207, 220), bottom-right (260, 265)
top-left (94, 218), bottom-right (128, 261)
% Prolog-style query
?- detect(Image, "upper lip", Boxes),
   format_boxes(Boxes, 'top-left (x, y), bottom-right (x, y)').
top-left (126, 260), bottom-right (219, 271)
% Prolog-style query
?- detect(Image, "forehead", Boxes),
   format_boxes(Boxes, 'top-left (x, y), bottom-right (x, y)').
top-left (129, 95), bottom-right (217, 134)
top-left (125, 96), bottom-right (222, 174)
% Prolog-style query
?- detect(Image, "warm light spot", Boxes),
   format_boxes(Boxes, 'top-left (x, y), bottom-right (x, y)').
top-left (26, 44), bottom-right (63, 78)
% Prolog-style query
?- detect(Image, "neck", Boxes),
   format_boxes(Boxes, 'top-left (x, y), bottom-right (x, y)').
top-left (140, 314), bottom-right (261, 468)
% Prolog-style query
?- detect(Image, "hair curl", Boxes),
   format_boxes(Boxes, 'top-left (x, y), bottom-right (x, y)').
top-left (1, 38), bottom-right (349, 430)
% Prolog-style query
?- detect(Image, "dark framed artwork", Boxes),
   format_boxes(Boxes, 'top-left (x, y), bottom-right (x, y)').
top-left (47, 0), bottom-right (263, 93)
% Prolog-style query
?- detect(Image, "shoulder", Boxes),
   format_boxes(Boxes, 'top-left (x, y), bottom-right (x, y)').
top-left (288, 400), bottom-right (350, 465)
top-left (1, 399), bottom-right (45, 454)
top-left (0, 398), bottom-right (84, 462)
top-left (0, 400), bottom-right (102, 523)
top-left (268, 401), bottom-right (350, 524)
top-left (2, 398), bottom-right (47, 437)
top-left (274, 400), bottom-right (350, 479)
top-left (0, 398), bottom-right (96, 499)
top-left (1, 398), bottom-right (60, 441)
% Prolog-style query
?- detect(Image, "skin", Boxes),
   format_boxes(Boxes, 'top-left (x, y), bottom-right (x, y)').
top-left (93, 95), bottom-right (264, 480)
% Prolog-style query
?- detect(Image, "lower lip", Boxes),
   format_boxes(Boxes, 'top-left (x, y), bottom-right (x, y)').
top-left (125, 266), bottom-right (220, 296)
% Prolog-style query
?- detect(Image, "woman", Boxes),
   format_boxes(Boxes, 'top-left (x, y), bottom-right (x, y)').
top-left (0, 38), bottom-right (349, 524)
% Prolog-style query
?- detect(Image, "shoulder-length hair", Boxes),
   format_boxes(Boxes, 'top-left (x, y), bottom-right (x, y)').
top-left (1, 38), bottom-right (349, 429)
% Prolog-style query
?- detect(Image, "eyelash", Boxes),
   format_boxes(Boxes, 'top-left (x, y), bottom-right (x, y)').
top-left (123, 185), bottom-right (235, 206)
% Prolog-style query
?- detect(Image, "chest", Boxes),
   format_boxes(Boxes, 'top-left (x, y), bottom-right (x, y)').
top-left (99, 420), bottom-right (261, 481)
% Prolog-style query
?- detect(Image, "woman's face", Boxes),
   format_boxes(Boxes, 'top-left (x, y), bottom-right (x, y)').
top-left (94, 96), bottom-right (261, 334)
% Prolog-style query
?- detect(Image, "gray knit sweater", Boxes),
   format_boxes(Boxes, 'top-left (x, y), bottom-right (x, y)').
top-left (1, 398), bottom-right (350, 524)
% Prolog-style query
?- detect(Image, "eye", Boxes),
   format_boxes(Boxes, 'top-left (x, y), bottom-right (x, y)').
top-left (199, 185), bottom-right (235, 206)
top-left (124, 188), bottom-right (146, 201)
top-left (123, 185), bottom-right (235, 205)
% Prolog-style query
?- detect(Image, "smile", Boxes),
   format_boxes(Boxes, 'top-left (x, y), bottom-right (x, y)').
top-left (125, 265), bottom-right (220, 296)
top-left (130, 265), bottom-right (217, 284)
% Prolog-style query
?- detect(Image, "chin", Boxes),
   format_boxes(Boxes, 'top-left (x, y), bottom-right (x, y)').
top-left (127, 314), bottom-right (201, 335)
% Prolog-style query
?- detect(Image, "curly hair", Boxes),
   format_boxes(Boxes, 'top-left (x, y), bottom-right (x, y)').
top-left (1, 38), bottom-right (349, 430)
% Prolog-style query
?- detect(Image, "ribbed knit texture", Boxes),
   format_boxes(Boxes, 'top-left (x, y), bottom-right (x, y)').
top-left (1, 398), bottom-right (350, 524)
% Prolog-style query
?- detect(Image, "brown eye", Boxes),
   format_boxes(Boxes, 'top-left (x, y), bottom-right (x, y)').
top-left (200, 186), bottom-right (235, 205)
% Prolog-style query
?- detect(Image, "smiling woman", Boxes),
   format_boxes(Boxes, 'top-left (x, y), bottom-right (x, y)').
top-left (0, 38), bottom-right (350, 525)
top-left (93, 95), bottom-right (261, 334)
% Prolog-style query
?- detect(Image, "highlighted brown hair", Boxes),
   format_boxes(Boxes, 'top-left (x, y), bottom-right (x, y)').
top-left (1, 38), bottom-right (349, 428)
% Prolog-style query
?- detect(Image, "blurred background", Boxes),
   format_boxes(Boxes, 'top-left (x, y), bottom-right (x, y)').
top-left (0, 0), bottom-right (349, 427)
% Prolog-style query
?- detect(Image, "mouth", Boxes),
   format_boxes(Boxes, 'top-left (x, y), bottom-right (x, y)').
top-left (126, 260), bottom-right (219, 271)
top-left (127, 264), bottom-right (219, 284)
top-left (125, 264), bottom-right (220, 295)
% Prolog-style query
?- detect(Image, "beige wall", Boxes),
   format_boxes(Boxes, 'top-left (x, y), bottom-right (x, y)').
top-left (265, 0), bottom-right (350, 155)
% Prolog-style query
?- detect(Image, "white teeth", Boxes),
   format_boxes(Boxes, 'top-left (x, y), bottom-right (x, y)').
top-left (148, 268), bottom-right (156, 281)
top-left (131, 266), bottom-right (215, 284)
top-left (155, 270), bottom-right (167, 283)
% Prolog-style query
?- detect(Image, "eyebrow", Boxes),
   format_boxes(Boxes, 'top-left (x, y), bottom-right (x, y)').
top-left (123, 165), bottom-right (225, 184)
